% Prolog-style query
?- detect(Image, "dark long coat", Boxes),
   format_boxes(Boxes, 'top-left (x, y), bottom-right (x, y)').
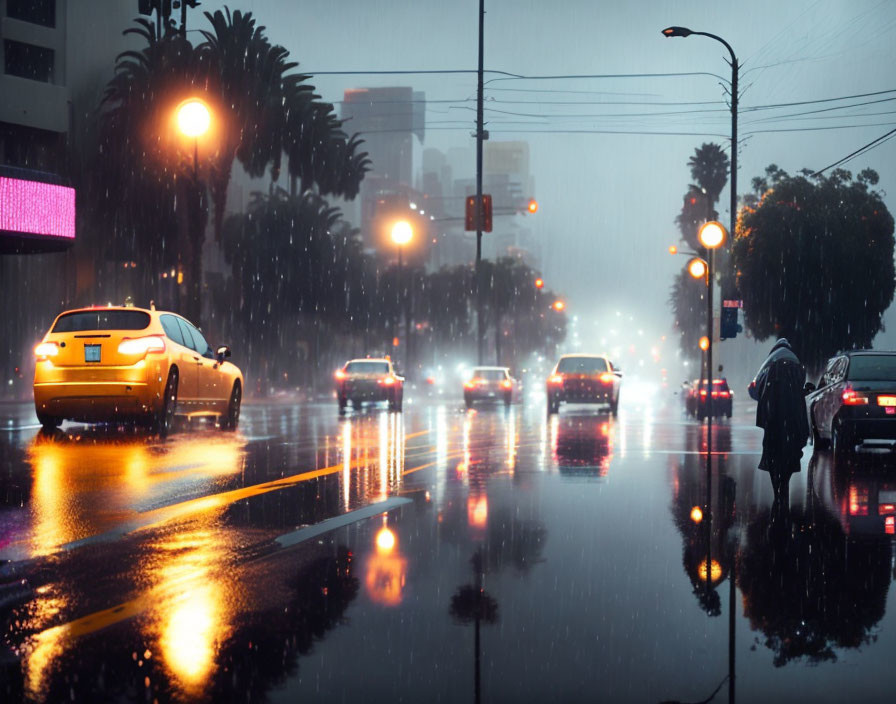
top-left (756, 356), bottom-right (810, 474)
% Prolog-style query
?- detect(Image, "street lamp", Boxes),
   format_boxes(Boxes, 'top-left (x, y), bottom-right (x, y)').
top-left (174, 97), bottom-right (211, 324)
top-left (687, 257), bottom-right (707, 280)
top-left (661, 26), bottom-right (739, 259)
top-left (552, 300), bottom-right (566, 312)
top-left (176, 98), bottom-right (211, 173)
top-left (391, 220), bottom-right (413, 372)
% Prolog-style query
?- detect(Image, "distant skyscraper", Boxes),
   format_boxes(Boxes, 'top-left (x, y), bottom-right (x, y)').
top-left (341, 87), bottom-right (427, 255)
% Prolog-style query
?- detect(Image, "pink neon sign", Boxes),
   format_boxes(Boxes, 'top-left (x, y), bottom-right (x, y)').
top-left (0, 176), bottom-right (76, 239)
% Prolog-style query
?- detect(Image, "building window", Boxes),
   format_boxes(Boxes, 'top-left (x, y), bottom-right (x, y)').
top-left (3, 40), bottom-right (55, 83)
top-left (5, 0), bottom-right (56, 27)
top-left (0, 121), bottom-right (64, 172)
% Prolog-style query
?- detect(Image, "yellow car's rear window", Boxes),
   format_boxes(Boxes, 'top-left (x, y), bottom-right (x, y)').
top-left (53, 310), bottom-right (151, 332)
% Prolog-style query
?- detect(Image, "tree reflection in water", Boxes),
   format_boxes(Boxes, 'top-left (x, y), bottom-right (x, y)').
top-left (738, 492), bottom-right (891, 666)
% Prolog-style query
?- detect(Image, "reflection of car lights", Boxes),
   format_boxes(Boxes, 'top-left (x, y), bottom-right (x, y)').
top-left (849, 486), bottom-right (869, 516)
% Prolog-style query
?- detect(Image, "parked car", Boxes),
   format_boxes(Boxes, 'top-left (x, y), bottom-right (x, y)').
top-left (33, 306), bottom-right (242, 435)
top-left (806, 350), bottom-right (896, 457)
top-left (336, 357), bottom-right (404, 413)
top-left (463, 366), bottom-right (517, 408)
top-left (546, 354), bottom-right (621, 415)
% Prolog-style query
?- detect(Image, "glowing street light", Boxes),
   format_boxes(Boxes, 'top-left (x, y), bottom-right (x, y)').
top-left (552, 300), bottom-right (566, 312)
top-left (527, 198), bottom-right (538, 214)
top-left (698, 221), bottom-right (726, 250)
top-left (668, 245), bottom-right (678, 255)
top-left (687, 257), bottom-right (707, 280)
top-left (534, 277), bottom-right (544, 289)
top-left (176, 98), bottom-right (211, 139)
top-left (391, 220), bottom-right (413, 246)
top-left (690, 506), bottom-right (704, 523)
top-left (699, 336), bottom-right (710, 351)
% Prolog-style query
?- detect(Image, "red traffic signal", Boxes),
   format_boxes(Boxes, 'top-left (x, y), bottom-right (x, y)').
top-left (465, 194), bottom-right (493, 232)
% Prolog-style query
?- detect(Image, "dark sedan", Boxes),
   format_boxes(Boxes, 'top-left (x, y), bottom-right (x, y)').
top-left (807, 350), bottom-right (896, 457)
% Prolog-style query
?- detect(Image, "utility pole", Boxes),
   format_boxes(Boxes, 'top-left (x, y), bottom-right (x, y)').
top-left (475, 0), bottom-right (485, 365)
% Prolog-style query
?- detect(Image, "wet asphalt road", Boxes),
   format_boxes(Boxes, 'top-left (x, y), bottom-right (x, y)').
top-left (2, 389), bottom-right (896, 703)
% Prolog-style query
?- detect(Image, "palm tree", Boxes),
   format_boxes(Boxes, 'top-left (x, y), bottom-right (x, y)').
top-left (97, 7), bottom-right (370, 325)
top-left (688, 143), bottom-right (729, 207)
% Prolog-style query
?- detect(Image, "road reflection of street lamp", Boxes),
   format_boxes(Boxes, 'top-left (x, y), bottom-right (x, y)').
top-left (391, 220), bottom-right (413, 371)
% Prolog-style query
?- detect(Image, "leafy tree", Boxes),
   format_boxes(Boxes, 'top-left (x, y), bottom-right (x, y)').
top-left (96, 7), bottom-right (370, 325)
top-left (669, 269), bottom-right (706, 361)
top-left (670, 144), bottom-right (730, 359)
top-left (220, 188), bottom-right (353, 386)
top-left (733, 166), bottom-right (895, 372)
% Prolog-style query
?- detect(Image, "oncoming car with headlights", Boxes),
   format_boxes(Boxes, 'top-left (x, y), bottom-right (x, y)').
top-left (33, 306), bottom-right (242, 435)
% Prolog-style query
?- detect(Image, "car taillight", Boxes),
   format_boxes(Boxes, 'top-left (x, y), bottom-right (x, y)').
top-left (34, 342), bottom-right (59, 359)
top-left (549, 374), bottom-right (563, 385)
top-left (887, 516), bottom-right (895, 535)
top-left (501, 379), bottom-right (512, 389)
top-left (719, 391), bottom-right (730, 398)
top-left (464, 380), bottom-right (476, 389)
top-left (379, 376), bottom-right (396, 386)
top-left (599, 372), bottom-right (614, 384)
top-left (117, 336), bottom-right (166, 356)
top-left (842, 389), bottom-right (869, 405)
top-left (699, 389), bottom-right (708, 397)
top-left (335, 369), bottom-right (346, 381)
top-left (879, 503), bottom-right (896, 515)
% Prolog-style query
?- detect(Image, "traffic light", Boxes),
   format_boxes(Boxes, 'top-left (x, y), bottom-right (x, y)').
top-left (720, 306), bottom-right (742, 340)
top-left (465, 194), bottom-right (493, 232)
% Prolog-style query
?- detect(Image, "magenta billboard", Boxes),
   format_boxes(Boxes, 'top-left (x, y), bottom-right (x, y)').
top-left (0, 175), bottom-right (76, 253)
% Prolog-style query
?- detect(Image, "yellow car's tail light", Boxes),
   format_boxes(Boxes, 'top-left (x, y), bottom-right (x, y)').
top-left (117, 335), bottom-right (166, 356)
top-left (34, 342), bottom-right (59, 359)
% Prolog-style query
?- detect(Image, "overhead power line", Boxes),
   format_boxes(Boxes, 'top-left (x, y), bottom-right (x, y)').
top-left (812, 126), bottom-right (896, 176)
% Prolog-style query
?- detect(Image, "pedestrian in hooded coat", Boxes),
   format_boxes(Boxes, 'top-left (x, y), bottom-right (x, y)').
top-left (749, 338), bottom-right (810, 497)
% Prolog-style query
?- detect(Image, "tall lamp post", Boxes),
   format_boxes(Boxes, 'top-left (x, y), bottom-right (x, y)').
top-left (391, 220), bottom-right (413, 372)
top-left (661, 26), bottom-right (738, 256)
top-left (175, 98), bottom-right (211, 324)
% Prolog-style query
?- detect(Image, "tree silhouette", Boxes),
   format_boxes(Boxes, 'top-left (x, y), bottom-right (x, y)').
top-left (688, 143), bottom-right (730, 206)
top-left (670, 144), bottom-right (730, 360)
top-left (732, 166), bottom-right (895, 373)
top-left (96, 7), bottom-right (370, 324)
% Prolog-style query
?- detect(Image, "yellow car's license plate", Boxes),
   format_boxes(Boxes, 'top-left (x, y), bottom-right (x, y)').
top-left (878, 395), bottom-right (896, 406)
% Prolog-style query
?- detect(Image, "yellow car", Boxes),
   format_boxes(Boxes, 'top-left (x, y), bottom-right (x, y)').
top-left (33, 306), bottom-right (243, 435)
